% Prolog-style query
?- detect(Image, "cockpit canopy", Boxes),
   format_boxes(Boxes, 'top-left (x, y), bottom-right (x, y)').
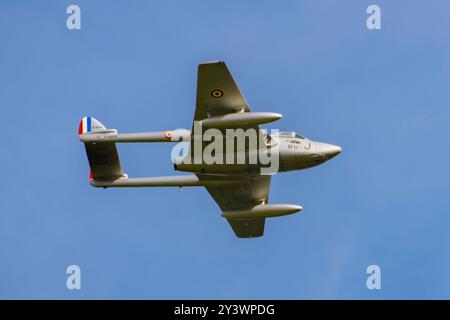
top-left (271, 131), bottom-right (306, 139)
top-left (264, 131), bottom-right (306, 145)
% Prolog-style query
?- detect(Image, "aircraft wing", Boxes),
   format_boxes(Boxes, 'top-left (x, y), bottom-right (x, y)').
top-left (192, 62), bottom-right (276, 237)
top-left (193, 61), bottom-right (281, 130)
top-left (197, 174), bottom-right (271, 238)
top-left (194, 61), bottom-right (251, 121)
top-left (190, 61), bottom-right (271, 163)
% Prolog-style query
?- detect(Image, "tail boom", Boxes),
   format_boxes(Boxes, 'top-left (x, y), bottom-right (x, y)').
top-left (79, 130), bottom-right (191, 143)
top-left (90, 175), bottom-right (240, 188)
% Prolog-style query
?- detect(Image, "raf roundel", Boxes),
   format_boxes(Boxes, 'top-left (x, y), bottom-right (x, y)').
top-left (164, 131), bottom-right (173, 140)
top-left (210, 89), bottom-right (224, 98)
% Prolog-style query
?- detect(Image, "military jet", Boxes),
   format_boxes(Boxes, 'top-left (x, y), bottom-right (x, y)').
top-left (78, 61), bottom-right (341, 238)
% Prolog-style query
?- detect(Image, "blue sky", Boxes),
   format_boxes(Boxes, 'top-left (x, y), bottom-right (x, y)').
top-left (1, 0), bottom-right (450, 299)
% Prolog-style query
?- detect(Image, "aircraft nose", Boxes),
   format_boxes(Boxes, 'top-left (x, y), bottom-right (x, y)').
top-left (315, 142), bottom-right (342, 159)
top-left (323, 144), bottom-right (342, 159)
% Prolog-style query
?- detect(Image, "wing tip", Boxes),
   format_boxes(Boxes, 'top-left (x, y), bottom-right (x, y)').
top-left (227, 218), bottom-right (265, 238)
top-left (199, 60), bottom-right (225, 67)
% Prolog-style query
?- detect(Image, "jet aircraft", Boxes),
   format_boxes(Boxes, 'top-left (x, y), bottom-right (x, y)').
top-left (78, 61), bottom-right (341, 238)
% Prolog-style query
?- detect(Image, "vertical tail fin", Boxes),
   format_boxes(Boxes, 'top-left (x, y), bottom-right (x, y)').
top-left (78, 116), bottom-right (126, 183)
top-left (78, 116), bottom-right (108, 135)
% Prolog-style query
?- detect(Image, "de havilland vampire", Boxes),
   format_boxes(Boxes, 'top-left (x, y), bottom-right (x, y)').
top-left (78, 61), bottom-right (341, 238)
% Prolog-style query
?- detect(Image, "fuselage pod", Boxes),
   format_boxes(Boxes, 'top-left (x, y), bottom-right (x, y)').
top-left (201, 112), bottom-right (282, 128)
top-left (221, 204), bottom-right (302, 219)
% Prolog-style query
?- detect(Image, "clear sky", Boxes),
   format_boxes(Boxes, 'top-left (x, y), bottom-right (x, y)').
top-left (1, 0), bottom-right (449, 299)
